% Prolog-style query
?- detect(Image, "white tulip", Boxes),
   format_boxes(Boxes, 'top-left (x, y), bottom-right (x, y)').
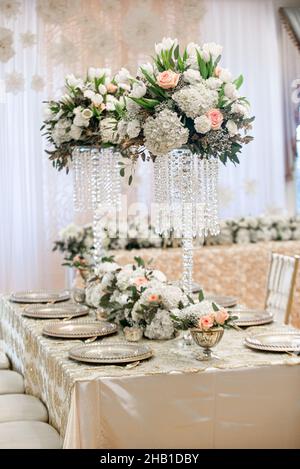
top-left (84, 89), bottom-right (95, 100)
top-left (98, 84), bottom-right (107, 95)
top-left (88, 67), bottom-right (96, 79)
top-left (186, 42), bottom-right (200, 56)
top-left (91, 93), bottom-right (103, 106)
top-left (219, 68), bottom-right (233, 83)
top-left (130, 81), bottom-right (147, 99)
top-left (199, 49), bottom-right (210, 62)
top-left (202, 42), bottom-right (223, 59)
top-left (137, 62), bottom-right (155, 78)
top-left (155, 37), bottom-right (178, 55)
top-left (65, 74), bottom-right (83, 89)
top-left (115, 67), bottom-right (132, 85)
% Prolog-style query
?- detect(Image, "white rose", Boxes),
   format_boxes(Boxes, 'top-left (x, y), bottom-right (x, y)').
top-left (98, 84), bottom-right (107, 95)
top-left (73, 114), bottom-right (89, 127)
top-left (194, 115), bottom-right (211, 134)
top-left (219, 68), bottom-right (233, 83)
top-left (205, 77), bottom-right (222, 90)
top-left (226, 120), bottom-right (238, 136)
top-left (224, 83), bottom-right (238, 100)
top-left (91, 93), bottom-right (103, 106)
top-left (202, 42), bottom-right (223, 59)
top-left (183, 69), bottom-right (201, 84)
top-left (130, 81), bottom-right (147, 99)
top-left (155, 37), bottom-right (178, 55)
top-left (81, 108), bottom-right (93, 119)
top-left (69, 124), bottom-right (82, 140)
top-left (127, 119), bottom-right (141, 138)
top-left (84, 89), bottom-right (95, 100)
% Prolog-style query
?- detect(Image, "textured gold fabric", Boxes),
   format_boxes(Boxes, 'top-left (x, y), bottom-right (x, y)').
top-left (114, 241), bottom-right (300, 328)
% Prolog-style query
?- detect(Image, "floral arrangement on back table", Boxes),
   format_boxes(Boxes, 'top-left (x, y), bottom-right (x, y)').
top-left (42, 67), bottom-right (134, 171)
top-left (85, 256), bottom-right (236, 340)
top-left (118, 37), bottom-right (254, 173)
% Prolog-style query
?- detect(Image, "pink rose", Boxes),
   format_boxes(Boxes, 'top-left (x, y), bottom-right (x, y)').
top-left (133, 277), bottom-right (149, 287)
top-left (215, 308), bottom-right (229, 325)
top-left (156, 70), bottom-right (180, 89)
top-left (106, 83), bottom-right (118, 94)
top-left (206, 108), bottom-right (223, 130)
top-left (214, 65), bottom-right (222, 78)
top-left (198, 314), bottom-right (215, 331)
top-left (147, 294), bottom-right (160, 303)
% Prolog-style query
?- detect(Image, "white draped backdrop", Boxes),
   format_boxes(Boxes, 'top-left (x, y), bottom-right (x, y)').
top-left (0, 0), bottom-right (299, 291)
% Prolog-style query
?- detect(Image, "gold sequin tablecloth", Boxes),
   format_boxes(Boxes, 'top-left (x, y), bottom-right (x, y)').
top-left (114, 241), bottom-right (300, 328)
top-left (1, 295), bottom-right (300, 448)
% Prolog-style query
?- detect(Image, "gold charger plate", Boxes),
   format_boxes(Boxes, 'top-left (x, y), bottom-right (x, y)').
top-left (233, 309), bottom-right (273, 327)
top-left (245, 332), bottom-right (300, 352)
top-left (23, 303), bottom-right (89, 319)
top-left (43, 321), bottom-right (117, 339)
top-left (69, 342), bottom-right (153, 364)
top-left (206, 295), bottom-right (238, 308)
top-left (10, 290), bottom-right (70, 304)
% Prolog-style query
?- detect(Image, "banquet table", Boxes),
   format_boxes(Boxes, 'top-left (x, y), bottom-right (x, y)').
top-left (1, 295), bottom-right (300, 449)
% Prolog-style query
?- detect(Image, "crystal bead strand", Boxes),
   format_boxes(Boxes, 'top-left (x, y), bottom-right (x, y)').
top-left (210, 158), bottom-right (220, 235)
top-left (169, 149), bottom-right (183, 238)
top-left (197, 157), bottom-right (206, 237)
top-left (181, 150), bottom-right (194, 294)
top-left (91, 148), bottom-right (100, 211)
top-left (72, 147), bottom-right (80, 211)
top-left (93, 209), bottom-right (103, 266)
top-left (111, 149), bottom-right (121, 210)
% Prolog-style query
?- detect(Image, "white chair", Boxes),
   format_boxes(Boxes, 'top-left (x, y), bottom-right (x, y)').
top-left (0, 370), bottom-right (24, 394)
top-left (265, 253), bottom-right (299, 324)
top-left (0, 352), bottom-right (9, 370)
top-left (0, 421), bottom-right (62, 449)
top-left (0, 394), bottom-right (48, 423)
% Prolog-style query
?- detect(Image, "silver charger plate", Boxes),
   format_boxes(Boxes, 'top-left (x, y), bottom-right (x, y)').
top-left (43, 321), bottom-right (117, 339)
top-left (245, 332), bottom-right (300, 352)
top-left (10, 290), bottom-right (70, 304)
top-left (206, 295), bottom-right (238, 308)
top-left (233, 309), bottom-right (273, 327)
top-left (69, 342), bottom-right (153, 364)
top-left (22, 303), bottom-right (89, 319)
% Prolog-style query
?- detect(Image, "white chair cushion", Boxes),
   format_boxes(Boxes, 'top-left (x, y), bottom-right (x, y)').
top-left (0, 370), bottom-right (24, 394)
top-left (0, 394), bottom-right (48, 423)
top-left (0, 352), bottom-right (9, 370)
top-left (0, 421), bottom-right (62, 449)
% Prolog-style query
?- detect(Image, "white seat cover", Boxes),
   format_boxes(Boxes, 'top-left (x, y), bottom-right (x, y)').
top-left (0, 370), bottom-right (24, 394)
top-left (0, 352), bottom-right (9, 370)
top-left (0, 421), bottom-right (62, 449)
top-left (0, 394), bottom-right (48, 423)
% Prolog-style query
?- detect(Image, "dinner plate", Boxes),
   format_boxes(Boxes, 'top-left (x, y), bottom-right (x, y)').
top-left (10, 290), bottom-right (70, 304)
top-left (233, 309), bottom-right (273, 327)
top-left (205, 295), bottom-right (238, 308)
top-left (245, 332), bottom-right (300, 352)
top-left (22, 303), bottom-right (89, 319)
top-left (69, 342), bottom-right (153, 364)
top-left (43, 321), bottom-right (117, 339)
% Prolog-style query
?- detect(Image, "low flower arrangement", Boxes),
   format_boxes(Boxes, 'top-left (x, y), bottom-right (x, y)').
top-left (85, 256), bottom-right (190, 340)
top-left (171, 295), bottom-right (237, 332)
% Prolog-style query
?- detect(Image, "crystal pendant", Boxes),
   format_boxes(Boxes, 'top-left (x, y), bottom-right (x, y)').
top-left (153, 148), bottom-right (220, 294)
top-left (72, 146), bottom-right (122, 265)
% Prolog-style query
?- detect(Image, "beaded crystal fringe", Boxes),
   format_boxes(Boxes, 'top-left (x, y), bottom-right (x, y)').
top-left (153, 148), bottom-right (220, 294)
top-left (72, 146), bottom-right (121, 264)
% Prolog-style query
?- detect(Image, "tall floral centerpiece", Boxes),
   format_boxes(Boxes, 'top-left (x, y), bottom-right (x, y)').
top-left (42, 67), bottom-right (134, 264)
top-left (117, 38), bottom-right (254, 294)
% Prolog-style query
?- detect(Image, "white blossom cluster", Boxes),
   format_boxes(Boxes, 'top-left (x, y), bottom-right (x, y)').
top-left (172, 84), bottom-right (218, 119)
top-left (143, 109), bottom-right (189, 156)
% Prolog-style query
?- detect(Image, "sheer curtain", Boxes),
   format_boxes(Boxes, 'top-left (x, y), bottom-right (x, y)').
top-left (0, 0), bottom-right (292, 292)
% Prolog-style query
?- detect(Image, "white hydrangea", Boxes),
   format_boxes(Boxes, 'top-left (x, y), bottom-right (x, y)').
top-left (173, 84), bottom-right (218, 118)
top-left (205, 77), bottom-right (222, 90)
top-left (59, 223), bottom-right (84, 241)
top-left (85, 283), bottom-right (105, 308)
top-left (224, 83), bottom-right (238, 100)
top-left (194, 115), bottom-right (211, 134)
top-left (127, 119), bottom-right (141, 138)
top-left (52, 119), bottom-right (72, 145)
top-left (143, 109), bottom-right (189, 156)
top-left (95, 261), bottom-right (120, 275)
top-left (179, 299), bottom-right (220, 318)
top-left (160, 285), bottom-right (188, 309)
top-left (100, 117), bottom-right (118, 143)
top-left (226, 120), bottom-right (238, 137)
top-left (183, 69), bottom-right (202, 84)
top-left (144, 309), bottom-right (175, 340)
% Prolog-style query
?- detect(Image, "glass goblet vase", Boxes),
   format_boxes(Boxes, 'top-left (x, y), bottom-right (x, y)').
top-left (190, 327), bottom-right (224, 360)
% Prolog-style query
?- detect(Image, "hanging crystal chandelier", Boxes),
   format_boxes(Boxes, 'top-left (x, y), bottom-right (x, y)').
top-left (153, 147), bottom-right (220, 294)
top-left (72, 146), bottom-right (121, 265)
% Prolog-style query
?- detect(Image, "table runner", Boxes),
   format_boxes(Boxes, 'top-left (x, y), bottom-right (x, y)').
top-left (1, 295), bottom-right (300, 442)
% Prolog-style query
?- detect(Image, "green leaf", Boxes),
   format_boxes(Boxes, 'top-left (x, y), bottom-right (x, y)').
top-left (213, 54), bottom-right (221, 69)
top-left (134, 256), bottom-right (145, 267)
top-left (196, 50), bottom-right (208, 79)
top-left (130, 96), bottom-right (160, 109)
top-left (212, 302), bottom-right (219, 312)
top-left (120, 167), bottom-right (125, 177)
top-left (174, 44), bottom-right (180, 59)
top-left (198, 290), bottom-right (204, 302)
top-left (234, 74), bottom-right (244, 89)
top-left (128, 174), bottom-right (133, 185)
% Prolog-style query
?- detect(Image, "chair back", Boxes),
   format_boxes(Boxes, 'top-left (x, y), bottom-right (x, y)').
top-left (265, 253), bottom-right (299, 324)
